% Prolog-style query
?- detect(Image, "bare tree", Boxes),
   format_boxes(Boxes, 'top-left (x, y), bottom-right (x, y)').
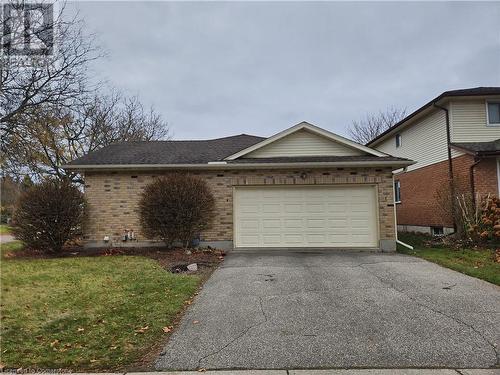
top-left (1, 1), bottom-right (101, 142)
top-left (1, 1), bottom-right (169, 183)
top-left (348, 106), bottom-right (407, 145)
top-left (2, 91), bottom-right (170, 183)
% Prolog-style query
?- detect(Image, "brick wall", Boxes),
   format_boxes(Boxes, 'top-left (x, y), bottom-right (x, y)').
top-left (395, 155), bottom-right (498, 228)
top-left (473, 158), bottom-right (499, 195)
top-left (83, 167), bottom-right (396, 245)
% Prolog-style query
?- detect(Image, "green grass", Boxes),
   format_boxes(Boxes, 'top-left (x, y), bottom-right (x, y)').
top-left (1, 240), bottom-right (24, 256)
top-left (1, 254), bottom-right (200, 370)
top-left (0, 224), bottom-right (12, 234)
top-left (398, 232), bottom-right (500, 286)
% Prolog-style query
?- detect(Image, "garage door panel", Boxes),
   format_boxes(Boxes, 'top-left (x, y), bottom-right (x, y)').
top-left (283, 234), bottom-right (304, 244)
top-left (284, 218), bottom-right (303, 228)
top-left (327, 204), bottom-right (348, 213)
top-left (306, 218), bottom-right (326, 228)
top-left (327, 218), bottom-right (348, 227)
top-left (262, 234), bottom-right (282, 245)
top-left (262, 204), bottom-right (281, 213)
top-left (306, 234), bottom-right (328, 243)
top-left (239, 234), bottom-right (260, 246)
top-left (234, 185), bottom-right (378, 248)
top-left (262, 219), bottom-right (281, 229)
top-left (305, 203), bottom-right (325, 213)
top-left (240, 219), bottom-right (260, 230)
top-left (239, 204), bottom-right (259, 214)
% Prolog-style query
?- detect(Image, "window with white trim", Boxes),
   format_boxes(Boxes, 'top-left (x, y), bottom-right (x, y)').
top-left (487, 102), bottom-right (500, 125)
top-left (395, 134), bottom-right (402, 148)
top-left (394, 180), bottom-right (401, 203)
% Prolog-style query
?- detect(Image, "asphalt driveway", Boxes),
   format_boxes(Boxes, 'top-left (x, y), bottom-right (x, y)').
top-left (156, 250), bottom-right (500, 370)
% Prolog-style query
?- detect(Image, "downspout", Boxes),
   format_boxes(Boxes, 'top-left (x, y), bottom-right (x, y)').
top-left (434, 103), bottom-right (457, 233)
top-left (392, 173), bottom-right (414, 250)
top-left (397, 239), bottom-right (414, 250)
top-left (470, 157), bottom-right (481, 206)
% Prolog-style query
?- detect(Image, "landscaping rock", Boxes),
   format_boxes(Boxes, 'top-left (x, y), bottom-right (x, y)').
top-left (187, 263), bottom-right (198, 271)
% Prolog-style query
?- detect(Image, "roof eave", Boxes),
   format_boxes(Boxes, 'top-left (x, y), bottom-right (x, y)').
top-left (367, 90), bottom-right (500, 147)
top-left (450, 144), bottom-right (500, 157)
top-left (62, 160), bottom-right (415, 172)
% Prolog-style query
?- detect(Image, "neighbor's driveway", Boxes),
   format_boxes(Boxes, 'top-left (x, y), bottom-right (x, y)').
top-left (156, 250), bottom-right (500, 370)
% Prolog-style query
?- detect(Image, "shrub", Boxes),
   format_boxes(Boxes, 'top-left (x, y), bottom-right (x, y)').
top-left (457, 193), bottom-right (500, 245)
top-left (1, 205), bottom-right (13, 224)
top-left (139, 174), bottom-right (215, 247)
top-left (12, 179), bottom-right (87, 253)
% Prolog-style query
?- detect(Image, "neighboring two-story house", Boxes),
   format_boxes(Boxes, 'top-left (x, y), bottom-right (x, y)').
top-left (367, 87), bottom-right (500, 235)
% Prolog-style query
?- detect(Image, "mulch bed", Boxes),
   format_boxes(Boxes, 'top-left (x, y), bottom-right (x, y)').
top-left (3, 245), bottom-right (226, 273)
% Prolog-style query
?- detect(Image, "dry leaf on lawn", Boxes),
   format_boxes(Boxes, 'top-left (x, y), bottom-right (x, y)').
top-left (135, 326), bottom-right (149, 333)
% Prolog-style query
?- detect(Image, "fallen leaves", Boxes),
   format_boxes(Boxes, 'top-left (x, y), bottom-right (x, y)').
top-left (162, 326), bottom-right (173, 333)
top-left (134, 325), bottom-right (149, 334)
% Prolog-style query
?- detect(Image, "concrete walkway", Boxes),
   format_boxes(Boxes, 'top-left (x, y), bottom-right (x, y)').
top-left (156, 251), bottom-right (500, 370)
top-left (0, 234), bottom-right (15, 243)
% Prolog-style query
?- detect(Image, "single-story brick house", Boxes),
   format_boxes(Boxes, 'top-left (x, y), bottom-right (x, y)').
top-left (64, 122), bottom-right (414, 251)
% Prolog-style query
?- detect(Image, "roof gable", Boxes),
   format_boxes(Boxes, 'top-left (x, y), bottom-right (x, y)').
top-left (245, 129), bottom-right (364, 158)
top-left (225, 122), bottom-right (385, 160)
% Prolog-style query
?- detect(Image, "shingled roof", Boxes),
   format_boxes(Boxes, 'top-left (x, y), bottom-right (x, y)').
top-left (67, 134), bottom-right (266, 166)
top-left (64, 130), bottom-right (414, 170)
top-left (451, 139), bottom-right (500, 156)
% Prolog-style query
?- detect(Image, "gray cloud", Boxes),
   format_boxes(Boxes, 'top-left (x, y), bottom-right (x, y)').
top-left (69, 1), bottom-right (500, 140)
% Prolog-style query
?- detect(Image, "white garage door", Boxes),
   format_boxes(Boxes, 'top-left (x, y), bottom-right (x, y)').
top-left (234, 185), bottom-right (378, 248)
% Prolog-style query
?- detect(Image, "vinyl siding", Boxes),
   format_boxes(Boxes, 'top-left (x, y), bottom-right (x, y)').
top-left (376, 109), bottom-right (449, 171)
top-left (245, 129), bottom-right (363, 158)
top-left (450, 99), bottom-right (500, 142)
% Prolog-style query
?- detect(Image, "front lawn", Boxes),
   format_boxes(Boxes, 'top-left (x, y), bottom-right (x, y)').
top-left (1, 240), bottom-right (24, 256)
top-left (1, 254), bottom-right (201, 370)
top-left (398, 232), bottom-right (500, 286)
top-left (0, 224), bottom-right (11, 234)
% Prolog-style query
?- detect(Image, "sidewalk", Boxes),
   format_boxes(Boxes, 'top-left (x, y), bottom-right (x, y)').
top-left (15, 370), bottom-right (499, 375)
top-left (131, 370), bottom-right (499, 375)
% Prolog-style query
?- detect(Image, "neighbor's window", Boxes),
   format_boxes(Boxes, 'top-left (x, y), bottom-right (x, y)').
top-left (394, 180), bottom-right (401, 203)
top-left (431, 226), bottom-right (444, 236)
top-left (487, 102), bottom-right (500, 125)
top-left (395, 134), bottom-right (402, 148)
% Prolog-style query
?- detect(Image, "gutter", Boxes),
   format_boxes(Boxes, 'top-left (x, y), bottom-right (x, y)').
top-left (62, 160), bottom-right (415, 172)
top-left (433, 103), bottom-right (457, 233)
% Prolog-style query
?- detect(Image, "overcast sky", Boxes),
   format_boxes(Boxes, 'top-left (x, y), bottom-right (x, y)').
top-left (69, 1), bottom-right (500, 140)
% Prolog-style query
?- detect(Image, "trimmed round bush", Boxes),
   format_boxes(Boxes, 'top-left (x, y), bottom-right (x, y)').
top-left (139, 174), bottom-right (215, 247)
top-left (12, 179), bottom-right (87, 253)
